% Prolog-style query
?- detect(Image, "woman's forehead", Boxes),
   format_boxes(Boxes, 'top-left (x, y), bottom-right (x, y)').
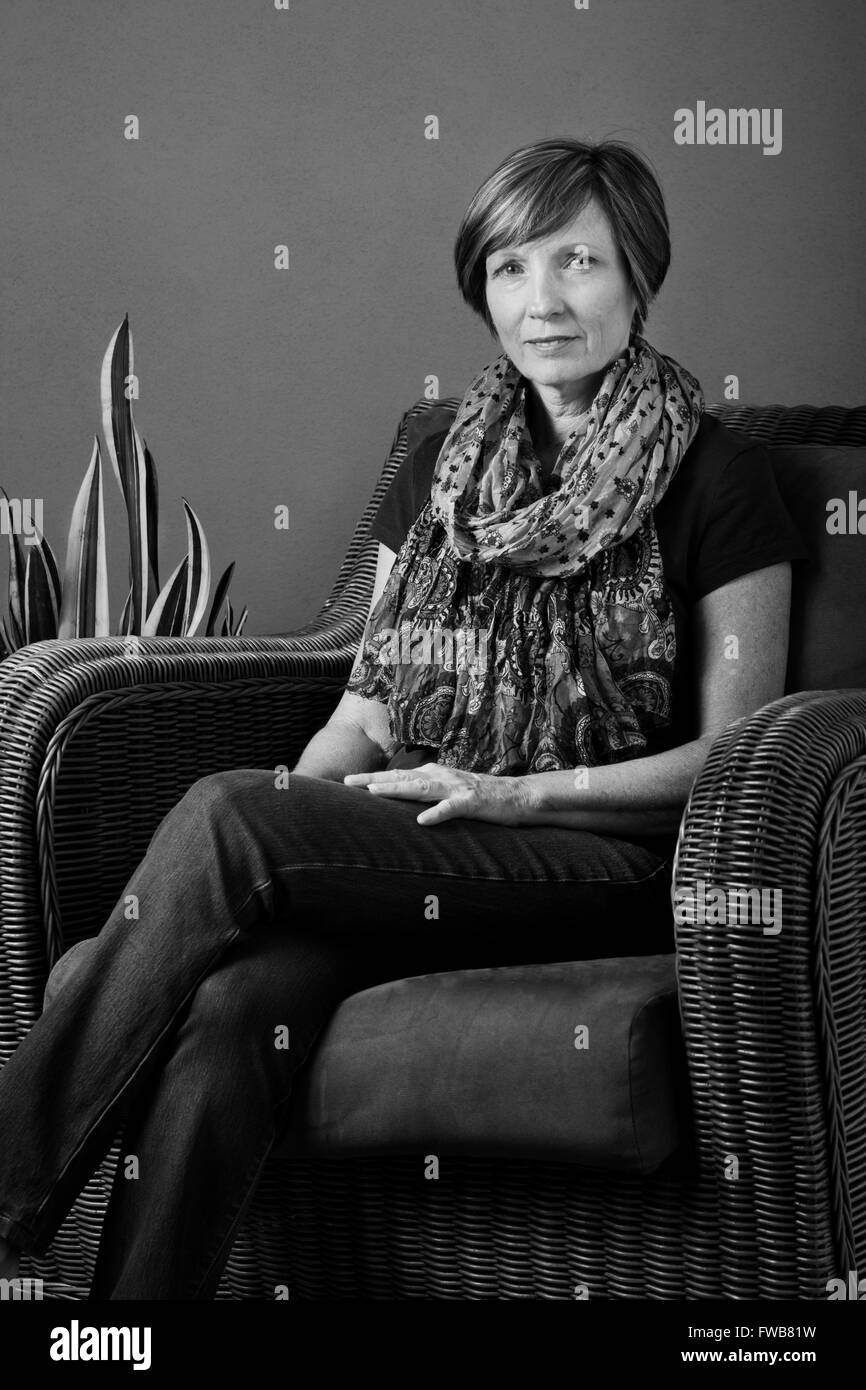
top-left (491, 198), bottom-right (615, 256)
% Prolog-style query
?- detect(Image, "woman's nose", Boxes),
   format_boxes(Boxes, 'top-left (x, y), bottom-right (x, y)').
top-left (526, 265), bottom-right (565, 316)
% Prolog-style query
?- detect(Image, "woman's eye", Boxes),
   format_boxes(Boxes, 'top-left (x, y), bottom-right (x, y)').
top-left (491, 255), bottom-right (594, 279)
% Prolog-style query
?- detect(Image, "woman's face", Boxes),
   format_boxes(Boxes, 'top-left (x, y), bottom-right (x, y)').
top-left (484, 197), bottom-right (637, 407)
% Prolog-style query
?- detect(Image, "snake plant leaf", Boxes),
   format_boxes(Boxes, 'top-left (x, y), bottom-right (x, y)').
top-left (100, 316), bottom-right (152, 633)
top-left (37, 532), bottom-right (62, 617)
top-left (143, 438), bottom-right (160, 602)
top-left (117, 584), bottom-right (133, 636)
top-left (205, 561), bottom-right (235, 637)
top-left (178, 496), bottom-right (211, 637)
top-left (232, 605), bottom-right (248, 637)
top-left (142, 554), bottom-right (188, 637)
top-left (58, 436), bottom-right (110, 639)
top-left (0, 485), bottom-right (28, 641)
top-left (23, 502), bottom-right (63, 622)
top-left (168, 564), bottom-right (190, 636)
top-left (2, 605), bottom-right (25, 651)
top-left (24, 545), bottom-right (60, 642)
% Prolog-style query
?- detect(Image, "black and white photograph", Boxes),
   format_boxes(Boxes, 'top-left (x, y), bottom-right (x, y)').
top-left (1, 0), bottom-right (864, 1371)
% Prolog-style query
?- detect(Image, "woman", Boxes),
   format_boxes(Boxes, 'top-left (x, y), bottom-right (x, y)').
top-left (0, 137), bottom-right (808, 1298)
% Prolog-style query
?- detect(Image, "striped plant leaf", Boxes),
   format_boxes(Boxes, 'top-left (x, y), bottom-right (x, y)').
top-left (24, 545), bottom-right (60, 642)
top-left (100, 316), bottom-right (152, 632)
top-left (0, 616), bottom-right (17, 657)
top-left (0, 485), bottom-right (28, 644)
top-left (117, 584), bottom-right (134, 636)
top-left (3, 605), bottom-right (25, 651)
top-left (205, 561), bottom-right (235, 637)
top-left (24, 501), bottom-right (62, 626)
top-left (142, 555), bottom-right (188, 637)
top-left (37, 534), bottom-right (62, 618)
top-left (58, 437), bottom-right (110, 639)
top-left (0, 487), bottom-right (64, 651)
top-left (178, 496), bottom-right (211, 637)
top-left (143, 438), bottom-right (160, 601)
top-left (168, 565), bottom-right (190, 635)
top-left (231, 604), bottom-right (248, 636)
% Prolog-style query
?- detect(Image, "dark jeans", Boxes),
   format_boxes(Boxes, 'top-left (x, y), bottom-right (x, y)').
top-left (0, 769), bottom-right (678, 1298)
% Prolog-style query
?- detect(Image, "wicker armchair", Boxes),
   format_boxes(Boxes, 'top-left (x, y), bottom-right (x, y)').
top-left (2, 398), bottom-right (866, 1299)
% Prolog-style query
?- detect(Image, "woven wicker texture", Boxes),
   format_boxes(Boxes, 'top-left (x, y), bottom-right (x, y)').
top-left (2, 397), bottom-right (865, 1298)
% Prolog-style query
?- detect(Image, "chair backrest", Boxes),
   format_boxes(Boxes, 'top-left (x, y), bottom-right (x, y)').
top-left (331, 398), bottom-right (866, 695)
top-left (704, 406), bottom-right (866, 693)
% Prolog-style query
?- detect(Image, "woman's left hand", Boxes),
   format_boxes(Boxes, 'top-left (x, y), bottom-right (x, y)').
top-left (343, 764), bottom-right (535, 826)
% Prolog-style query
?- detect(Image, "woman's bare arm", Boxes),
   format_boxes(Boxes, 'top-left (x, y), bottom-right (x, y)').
top-left (292, 542), bottom-right (400, 780)
top-left (517, 562), bottom-right (793, 834)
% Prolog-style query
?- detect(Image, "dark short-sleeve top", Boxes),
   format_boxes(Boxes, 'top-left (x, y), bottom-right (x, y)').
top-left (364, 412), bottom-right (811, 771)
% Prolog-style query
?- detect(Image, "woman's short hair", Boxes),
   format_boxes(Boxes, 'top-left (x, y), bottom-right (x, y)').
top-left (454, 137), bottom-right (671, 339)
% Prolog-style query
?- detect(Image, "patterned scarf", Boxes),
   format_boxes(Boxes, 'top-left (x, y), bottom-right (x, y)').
top-left (347, 334), bottom-right (704, 775)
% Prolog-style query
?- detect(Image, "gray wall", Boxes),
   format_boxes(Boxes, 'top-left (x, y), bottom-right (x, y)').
top-left (2, 0), bottom-right (863, 636)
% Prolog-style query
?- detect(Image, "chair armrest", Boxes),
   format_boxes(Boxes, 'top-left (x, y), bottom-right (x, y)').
top-left (0, 630), bottom-right (362, 1051)
top-left (673, 687), bottom-right (866, 1289)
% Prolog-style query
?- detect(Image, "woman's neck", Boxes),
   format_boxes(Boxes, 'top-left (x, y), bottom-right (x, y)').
top-left (526, 390), bottom-right (590, 478)
top-left (526, 384), bottom-right (592, 458)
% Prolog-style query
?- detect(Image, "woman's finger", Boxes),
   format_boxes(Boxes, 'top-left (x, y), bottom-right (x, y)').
top-left (343, 767), bottom-right (446, 789)
top-left (416, 797), bottom-right (462, 826)
top-left (366, 775), bottom-right (440, 800)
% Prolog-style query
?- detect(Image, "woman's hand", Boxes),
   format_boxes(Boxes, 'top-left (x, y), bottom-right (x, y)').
top-left (343, 764), bottom-right (535, 826)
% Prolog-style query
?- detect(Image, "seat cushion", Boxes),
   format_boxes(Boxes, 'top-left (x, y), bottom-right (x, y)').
top-left (287, 954), bottom-right (685, 1174)
top-left (770, 444), bottom-right (866, 692)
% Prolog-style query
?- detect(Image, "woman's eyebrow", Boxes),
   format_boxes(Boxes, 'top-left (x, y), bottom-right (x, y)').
top-left (487, 240), bottom-right (604, 261)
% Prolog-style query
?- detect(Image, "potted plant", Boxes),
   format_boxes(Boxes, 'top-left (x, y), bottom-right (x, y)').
top-left (0, 315), bottom-right (247, 658)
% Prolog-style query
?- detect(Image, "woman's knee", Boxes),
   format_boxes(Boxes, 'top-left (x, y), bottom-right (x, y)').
top-left (147, 769), bottom-right (270, 852)
top-left (43, 937), bottom-right (98, 1011)
top-left (188, 960), bottom-right (272, 1036)
top-left (177, 769), bottom-right (267, 816)
top-left (187, 928), bottom-right (362, 1052)
top-left (185, 946), bottom-right (308, 1070)
top-left (167, 768), bottom-right (344, 834)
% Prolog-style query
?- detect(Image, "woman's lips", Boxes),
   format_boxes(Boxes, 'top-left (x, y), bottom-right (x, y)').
top-left (526, 337), bottom-right (577, 353)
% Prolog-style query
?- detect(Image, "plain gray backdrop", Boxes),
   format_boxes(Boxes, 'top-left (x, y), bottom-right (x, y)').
top-left (1, 0), bottom-right (863, 636)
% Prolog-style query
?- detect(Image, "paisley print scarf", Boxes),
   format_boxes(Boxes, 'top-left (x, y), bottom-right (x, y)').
top-left (347, 334), bottom-right (704, 775)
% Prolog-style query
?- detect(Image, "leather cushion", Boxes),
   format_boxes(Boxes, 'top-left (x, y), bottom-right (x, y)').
top-left (288, 953), bottom-right (685, 1174)
top-left (44, 939), bottom-right (685, 1173)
